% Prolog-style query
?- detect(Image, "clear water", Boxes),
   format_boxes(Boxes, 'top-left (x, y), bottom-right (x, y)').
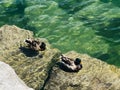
top-left (0, 0), bottom-right (120, 67)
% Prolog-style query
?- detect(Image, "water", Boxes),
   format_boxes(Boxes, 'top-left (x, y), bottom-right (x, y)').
top-left (0, 0), bottom-right (120, 67)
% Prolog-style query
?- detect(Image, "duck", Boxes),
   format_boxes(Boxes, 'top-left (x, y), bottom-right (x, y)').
top-left (25, 38), bottom-right (46, 51)
top-left (60, 55), bottom-right (82, 72)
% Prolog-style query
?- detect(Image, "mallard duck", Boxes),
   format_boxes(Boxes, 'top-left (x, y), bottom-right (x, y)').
top-left (60, 55), bottom-right (82, 72)
top-left (25, 38), bottom-right (46, 51)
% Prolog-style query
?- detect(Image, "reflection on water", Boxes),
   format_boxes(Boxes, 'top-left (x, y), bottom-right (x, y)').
top-left (0, 0), bottom-right (120, 67)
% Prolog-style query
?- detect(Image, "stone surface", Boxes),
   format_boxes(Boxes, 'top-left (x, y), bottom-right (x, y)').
top-left (0, 61), bottom-right (33, 90)
top-left (44, 51), bottom-right (120, 90)
top-left (1, 25), bottom-right (120, 90)
top-left (0, 25), bottom-right (61, 90)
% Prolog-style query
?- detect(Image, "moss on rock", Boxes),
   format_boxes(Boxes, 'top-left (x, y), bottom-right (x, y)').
top-left (44, 51), bottom-right (120, 90)
top-left (0, 25), bottom-right (61, 90)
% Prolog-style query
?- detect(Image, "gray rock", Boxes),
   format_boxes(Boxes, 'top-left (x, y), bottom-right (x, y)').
top-left (0, 61), bottom-right (33, 90)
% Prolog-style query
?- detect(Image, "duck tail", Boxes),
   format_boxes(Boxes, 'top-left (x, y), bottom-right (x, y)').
top-left (25, 38), bottom-right (32, 44)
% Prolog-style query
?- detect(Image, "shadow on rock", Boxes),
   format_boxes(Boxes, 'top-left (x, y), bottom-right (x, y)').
top-left (19, 47), bottom-right (39, 57)
top-left (56, 62), bottom-right (79, 73)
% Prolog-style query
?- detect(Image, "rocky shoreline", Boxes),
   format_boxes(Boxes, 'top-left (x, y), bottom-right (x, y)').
top-left (0, 25), bottom-right (120, 90)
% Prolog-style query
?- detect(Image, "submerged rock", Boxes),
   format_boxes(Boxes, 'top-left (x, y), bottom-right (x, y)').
top-left (0, 0), bottom-right (14, 8)
top-left (0, 61), bottom-right (33, 90)
top-left (0, 25), bottom-right (61, 90)
top-left (44, 51), bottom-right (120, 90)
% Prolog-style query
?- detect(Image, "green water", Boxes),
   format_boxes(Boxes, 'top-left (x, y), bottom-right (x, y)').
top-left (0, 0), bottom-right (120, 67)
